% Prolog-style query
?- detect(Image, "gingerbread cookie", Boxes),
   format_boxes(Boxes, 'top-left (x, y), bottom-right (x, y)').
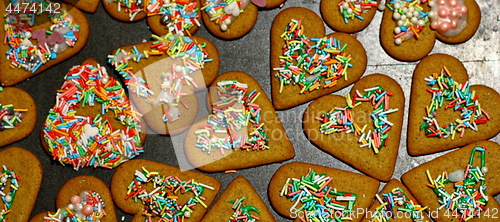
top-left (30, 175), bottom-right (116, 222)
top-left (102, 0), bottom-right (201, 36)
top-left (62, 0), bottom-right (100, 13)
top-left (0, 147), bottom-right (43, 222)
top-left (0, 0), bottom-right (89, 86)
top-left (402, 141), bottom-right (500, 222)
top-left (110, 159), bottom-right (221, 221)
top-left (270, 7), bottom-right (367, 110)
top-left (41, 58), bottom-right (147, 170)
top-left (200, 0), bottom-right (259, 39)
top-left (268, 162), bottom-right (380, 221)
top-left (361, 179), bottom-right (432, 222)
top-left (303, 74), bottom-right (405, 181)
top-left (108, 35), bottom-right (220, 135)
top-left (407, 54), bottom-right (500, 156)
top-left (0, 87), bottom-right (37, 147)
top-left (380, 0), bottom-right (480, 61)
top-left (201, 176), bottom-right (276, 221)
top-left (184, 71), bottom-right (295, 172)
top-left (321, 0), bottom-right (380, 33)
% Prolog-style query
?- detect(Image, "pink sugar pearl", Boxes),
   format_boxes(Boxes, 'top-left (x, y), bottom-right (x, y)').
top-left (70, 195), bottom-right (81, 205)
top-left (82, 204), bottom-right (93, 216)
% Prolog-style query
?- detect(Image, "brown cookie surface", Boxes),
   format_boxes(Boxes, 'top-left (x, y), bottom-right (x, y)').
top-left (30, 175), bottom-right (117, 222)
top-left (101, 0), bottom-right (147, 21)
top-left (270, 7), bottom-right (367, 110)
top-left (184, 71), bottom-right (295, 172)
top-left (321, 0), bottom-right (380, 33)
top-left (110, 159), bottom-right (221, 221)
top-left (361, 179), bottom-right (432, 222)
top-left (268, 162), bottom-right (380, 221)
top-left (201, 0), bottom-right (258, 39)
top-left (0, 87), bottom-right (37, 147)
top-left (264, 0), bottom-right (285, 9)
top-left (63, 0), bottom-right (100, 13)
top-left (0, 3), bottom-right (89, 86)
top-left (402, 141), bottom-right (500, 222)
top-left (303, 74), bottom-right (405, 181)
top-left (407, 54), bottom-right (500, 156)
top-left (0, 147), bottom-right (43, 222)
top-left (201, 176), bottom-right (276, 221)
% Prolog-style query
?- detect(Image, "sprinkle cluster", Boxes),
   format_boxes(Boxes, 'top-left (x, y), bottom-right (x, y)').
top-left (428, 0), bottom-right (468, 37)
top-left (280, 169), bottom-right (357, 221)
top-left (370, 187), bottom-right (428, 222)
top-left (109, 34), bottom-right (211, 123)
top-left (44, 191), bottom-right (106, 221)
top-left (228, 197), bottom-right (261, 221)
top-left (0, 104), bottom-right (27, 131)
top-left (42, 64), bottom-right (144, 170)
top-left (421, 67), bottom-right (490, 139)
top-left (126, 167), bottom-right (215, 220)
top-left (202, 0), bottom-right (247, 31)
top-left (195, 80), bottom-right (269, 155)
top-left (4, 0), bottom-right (80, 73)
top-left (426, 146), bottom-right (489, 221)
top-left (274, 19), bottom-right (353, 95)
top-left (109, 0), bottom-right (200, 35)
top-left (316, 86), bottom-right (398, 154)
top-left (387, 0), bottom-right (429, 45)
top-left (0, 166), bottom-right (19, 221)
top-left (338, 0), bottom-right (378, 23)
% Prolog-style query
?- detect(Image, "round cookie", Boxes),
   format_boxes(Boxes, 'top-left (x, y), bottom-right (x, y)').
top-left (63, 0), bottom-right (100, 13)
top-left (321, 0), bottom-right (380, 33)
top-left (0, 87), bottom-right (37, 147)
top-left (201, 0), bottom-right (258, 39)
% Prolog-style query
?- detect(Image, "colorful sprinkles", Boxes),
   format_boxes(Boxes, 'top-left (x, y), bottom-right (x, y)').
top-left (201, 0), bottom-right (248, 31)
top-left (274, 19), bottom-right (353, 95)
top-left (228, 197), bottom-right (261, 221)
top-left (42, 64), bottom-right (144, 170)
top-left (426, 146), bottom-right (489, 221)
top-left (280, 169), bottom-right (357, 221)
top-left (421, 67), bottom-right (490, 139)
top-left (338, 0), bottom-right (378, 23)
top-left (0, 166), bottom-right (19, 221)
top-left (107, 0), bottom-right (200, 35)
top-left (126, 167), bottom-right (215, 220)
top-left (0, 104), bottom-right (27, 131)
top-left (3, 0), bottom-right (80, 73)
top-left (44, 191), bottom-right (106, 221)
top-left (108, 33), bottom-right (211, 123)
top-left (370, 187), bottom-right (428, 222)
top-left (316, 86), bottom-right (398, 154)
top-left (387, 0), bottom-right (429, 45)
top-left (195, 80), bottom-right (269, 155)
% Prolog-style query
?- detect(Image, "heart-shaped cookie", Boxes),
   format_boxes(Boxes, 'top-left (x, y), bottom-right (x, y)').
top-left (268, 162), bottom-right (380, 222)
top-left (29, 175), bottom-right (117, 222)
top-left (108, 35), bottom-right (220, 135)
top-left (63, 0), bottom-right (100, 13)
top-left (303, 74), bottom-right (405, 181)
top-left (407, 54), bottom-right (500, 156)
top-left (200, 0), bottom-right (259, 39)
top-left (201, 176), bottom-right (276, 221)
top-left (183, 71), bottom-right (295, 172)
top-left (110, 159), bottom-right (222, 221)
top-left (0, 0), bottom-right (89, 86)
top-left (0, 87), bottom-right (37, 147)
top-left (361, 179), bottom-right (432, 221)
top-left (41, 58), bottom-right (147, 170)
top-left (380, 0), bottom-right (480, 61)
top-left (102, 0), bottom-right (201, 36)
top-left (0, 147), bottom-right (42, 221)
top-left (270, 7), bottom-right (367, 110)
top-left (402, 141), bottom-right (500, 222)
top-left (321, 0), bottom-right (381, 33)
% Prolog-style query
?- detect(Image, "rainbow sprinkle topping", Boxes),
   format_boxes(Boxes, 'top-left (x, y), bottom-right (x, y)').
top-left (195, 80), bottom-right (268, 155)
top-left (228, 197), bottom-right (260, 221)
top-left (421, 67), bottom-right (490, 139)
top-left (44, 191), bottom-right (106, 221)
top-left (3, 0), bottom-right (80, 73)
top-left (426, 146), bottom-right (489, 221)
top-left (387, 0), bottom-right (429, 45)
top-left (338, 0), bottom-right (378, 23)
top-left (0, 166), bottom-right (19, 221)
top-left (280, 169), bottom-right (357, 221)
top-left (316, 86), bottom-right (398, 154)
top-left (0, 104), bottom-right (27, 131)
top-left (274, 19), bottom-right (352, 94)
top-left (201, 0), bottom-right (248, 31)
top-left (126, 167), bottom-right (215, 220)
top-left (42, 64), bottom-right (144, 170)
top-left (370, 187), bottom-right (428, 221)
